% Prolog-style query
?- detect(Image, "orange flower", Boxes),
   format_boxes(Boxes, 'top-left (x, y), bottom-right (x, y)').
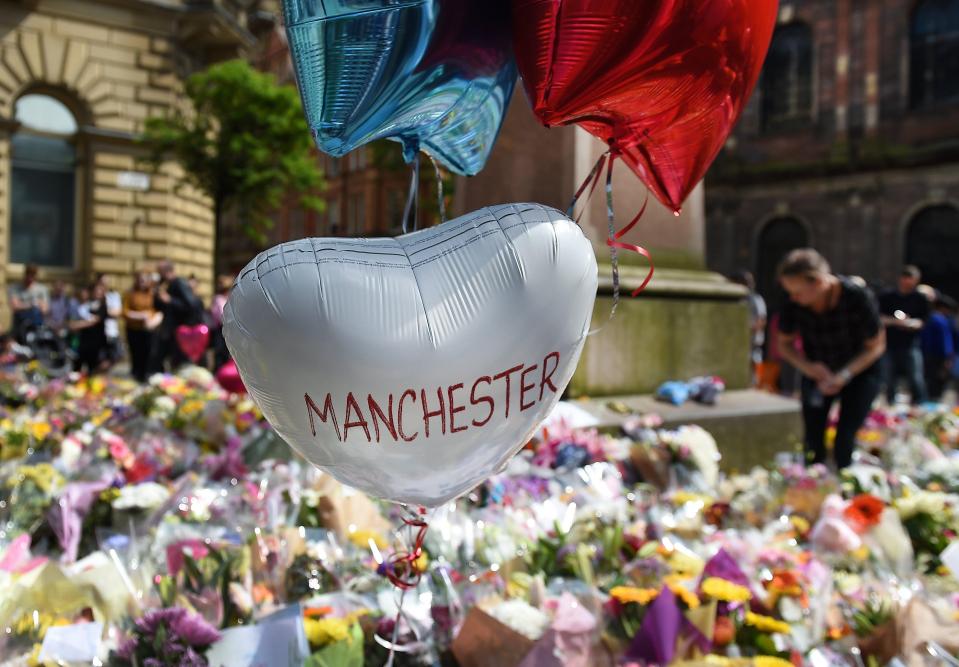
top-left (713, 615), bottom-right (735, 646)
top-left (843, 494), bottom-right (885, 533)
top-left (765, 570), bottom-right (802, 597)
top-left (304, 606), bottom-right (334, 618)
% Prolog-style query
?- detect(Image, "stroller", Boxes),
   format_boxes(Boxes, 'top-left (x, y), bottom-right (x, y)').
top-left (14, 320), bottom-right (73, 376)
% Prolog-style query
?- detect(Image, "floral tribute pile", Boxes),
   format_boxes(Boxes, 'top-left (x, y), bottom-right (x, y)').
top-left (2, 361), bottom-right (959, 666)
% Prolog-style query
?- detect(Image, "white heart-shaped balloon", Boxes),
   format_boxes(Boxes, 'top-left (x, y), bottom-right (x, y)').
top-left (224, 203), bottom-right (597, 506)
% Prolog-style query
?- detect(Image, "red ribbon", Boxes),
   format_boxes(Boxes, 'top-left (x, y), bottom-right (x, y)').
top-left (384, 507), bottom-right (429, 590)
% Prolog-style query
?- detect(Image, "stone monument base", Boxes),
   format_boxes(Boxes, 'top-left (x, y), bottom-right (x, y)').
top-left (569, 265), bottom-right (753, 397)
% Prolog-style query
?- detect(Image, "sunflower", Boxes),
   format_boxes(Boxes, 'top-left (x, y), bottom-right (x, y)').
top-left (701, 577), bottom-right (751, 603)
top-left (745, 611), bottom-right (791, 635)
top-left (753, 657), bottom-right (795, 667)
top-left (610, 586), bottom-right (660, 606)
top-left (667, 582), bottom-right (701, 609)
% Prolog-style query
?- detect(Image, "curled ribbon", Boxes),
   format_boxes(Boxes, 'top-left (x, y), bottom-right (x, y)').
top-left (384, 506), bottom-right (429, 590)
top-left (567, 151), bottom-right (656, 331)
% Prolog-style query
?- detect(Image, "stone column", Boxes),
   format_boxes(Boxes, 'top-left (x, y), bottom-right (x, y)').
top-left (457, 99), bottom-right (750, 396)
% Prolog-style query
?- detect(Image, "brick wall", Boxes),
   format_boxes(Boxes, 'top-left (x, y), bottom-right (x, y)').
top-left (706, 0), bottom-right (959, 301)
top-left (0, 2), bottom-right (219, 326)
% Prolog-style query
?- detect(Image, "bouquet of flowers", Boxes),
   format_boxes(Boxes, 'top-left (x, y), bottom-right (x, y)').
top-left (895, 490), bottom-right (959, 573)
top-left (110, 607), bottom-right (221, 667)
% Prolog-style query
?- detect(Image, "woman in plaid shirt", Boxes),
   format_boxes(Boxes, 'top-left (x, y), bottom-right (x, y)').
top-left (775, 249), bottom-right (886, 468)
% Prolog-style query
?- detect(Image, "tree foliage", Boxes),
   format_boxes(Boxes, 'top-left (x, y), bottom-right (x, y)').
top-left (141, 59), bottom-right (324, 245)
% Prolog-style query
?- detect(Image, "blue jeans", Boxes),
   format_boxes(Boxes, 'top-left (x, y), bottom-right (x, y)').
top-left (883, 345), bottom-right (927, 404)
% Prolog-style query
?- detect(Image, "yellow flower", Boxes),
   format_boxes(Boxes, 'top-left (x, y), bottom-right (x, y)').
top-left (29, 422), bottom-right (51, 441)
top-left (348, 529), bottom-right (387, 550)
top-left (413, 552), bottom-right (429, 572)
top-left (789, 516), bottom-right (810, 534)
top-left (852, 546), bottom-right (870, 561)
top-left (745, 612), bottom-right (791, 635)
top-left (701, 577), bottom-right (752, 603)
top-left (667, 582), bottom-right (701, 609)
top-left (672, 491), bottom-right (713, 507)
top-left (91, 409), bottom-right (112, 426)
top-left (99, 488), bottom-right (120, 503)
top-left (753, 657), bottom-right (795, 667)
top-left (11, 612), bottom-right (70, 640)
top-left (180, 400), bottom-right (204, 417)
top-left (669, 551), bottom-right (705, 576)
top-left (11, 464), bottom-right (64, 493)
top-left (304, 617), bottom-right (351, 648)
top-left (610, 586), bottom-right (660, 605)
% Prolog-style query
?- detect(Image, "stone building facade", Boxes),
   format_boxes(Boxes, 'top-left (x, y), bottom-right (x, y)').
top-left (0, 0), bottom-right (268, 325)
top-left (706, 0), bottom-right (959, 315)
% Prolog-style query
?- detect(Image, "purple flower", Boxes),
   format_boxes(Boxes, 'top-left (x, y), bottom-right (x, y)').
top-left (133, 607), bottom-right (220, 648)
top-left (204, 437), bottom-right (248, 481)
top-left (116, 636), bottom-right (136, 661)
top-left (170, 609), bottom-right (221, 647)
top-left (179, 647), bottom-right (210, 667)
top-left (135, 607), bottom-right (184, 635)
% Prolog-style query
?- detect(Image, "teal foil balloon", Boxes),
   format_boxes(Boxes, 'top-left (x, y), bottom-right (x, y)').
top-left (284, 0), bottom-right (517, 176)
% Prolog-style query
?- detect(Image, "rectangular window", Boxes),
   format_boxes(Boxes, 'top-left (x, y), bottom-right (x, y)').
top-left (288, 207), bottom-right (306, 240)
top-left (326, 156), bottom-right (341, 178)
top-left (348, 194), bottom-right (365, 235)
top-left (11, 134), bottom-right (75, 268)
top-left (386, 188), bottom-right (406, 232)
top-left (327, 198), bottom-right (340, 235)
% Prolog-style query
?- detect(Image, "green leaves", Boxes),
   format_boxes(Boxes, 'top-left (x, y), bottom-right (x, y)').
top-left (141, 59), bottom-right (325, 249)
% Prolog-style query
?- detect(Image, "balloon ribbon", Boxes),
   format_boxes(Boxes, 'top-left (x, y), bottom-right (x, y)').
top-left (377, 506), bottom-right (430, 666)
top-left (567, 151), bottom-right (655, 328)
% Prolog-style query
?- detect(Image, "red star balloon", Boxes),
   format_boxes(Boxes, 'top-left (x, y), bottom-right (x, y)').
top-left (512, 0), bottom-right (778, 212)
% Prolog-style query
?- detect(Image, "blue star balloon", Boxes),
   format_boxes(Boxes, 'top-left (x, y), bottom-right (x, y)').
top-left (284, 0), bottom-right (517, 176)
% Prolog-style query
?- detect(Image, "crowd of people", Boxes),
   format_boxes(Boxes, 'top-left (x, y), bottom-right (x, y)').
top-left (742, 259), bottom-right (959, 406)
top-left (3, 261), bottom-right (232, 381)
top-left (736, 250), bottom-right (959, 470)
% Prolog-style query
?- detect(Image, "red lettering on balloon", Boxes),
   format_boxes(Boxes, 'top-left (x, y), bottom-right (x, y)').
top-left (520, 364), bottom-right (538, 411)
top-left (398, 389), bottom-right (418, 442)
top-left (343, 392), bottom-right (371, 443)
top-left (539, 351), bottom-right (560, 400)
top-left (470, 376), bottom-right (494, 427)
top-left (421, 387), bottom-right (446, 438)
top-left (305, 392), bottom-right (341, 441)
top-left (367, 393), bottom-right (397, 443)
top-left (447, 382), bottom-right (467, 434)
top-left (493, 364), bottom-right (524, 419)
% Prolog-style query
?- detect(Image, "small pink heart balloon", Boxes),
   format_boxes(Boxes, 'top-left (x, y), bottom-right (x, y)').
top-left (216, 359), bottom-right (246, 394)
top-left (175, 324), bottom-right (210, 364)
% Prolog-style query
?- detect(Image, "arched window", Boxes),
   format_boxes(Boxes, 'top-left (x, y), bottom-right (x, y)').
top-left (10, 94), bottom-right (78, 268)
top-left (756, 216), bottom-right (809, 314)
top-left (906, 204), bottom-right (959, 299)
top-left (761, 23), bottom-right (813, 132)
top-left (911, 0), bottom-right (959, 108)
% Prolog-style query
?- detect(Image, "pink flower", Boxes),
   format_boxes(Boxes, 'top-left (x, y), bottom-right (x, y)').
top-left (108, 438), bottom-right (133, 463)
top-left (811, 516), bottom-right (862, 553)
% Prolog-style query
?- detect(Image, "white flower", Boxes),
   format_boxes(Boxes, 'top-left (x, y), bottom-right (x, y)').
top-left (895, 490), bottom-right (953, 520)
top-left (112, 482), bottom-right (170, 510)
top-left (841, 464), bottom-right (892, 501)
top-left (179, 365), bottom-right (215, 387)
top-left (151, 396), bottom-right (176, 419)
top-left (229, 582), bottom-right (253, 617)
top-left (486, 599), bottom-right (551, 640)
top-left (665, 426), bottom-right (720, 489)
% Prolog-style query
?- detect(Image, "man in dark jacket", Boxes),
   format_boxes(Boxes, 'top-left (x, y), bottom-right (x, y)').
top-left (153, 260), bottom-right (204, 371)
top-left (879, 265), bottom-right (930, 404)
